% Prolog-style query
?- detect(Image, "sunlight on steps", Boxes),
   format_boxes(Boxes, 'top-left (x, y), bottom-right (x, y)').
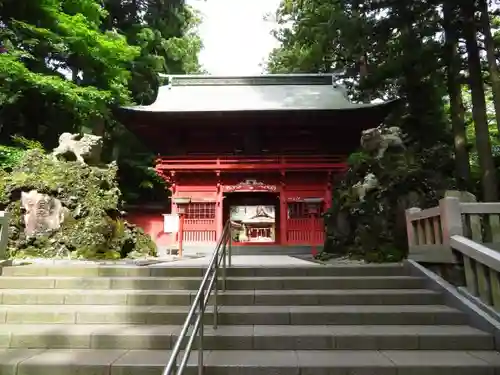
top-left (0, 262), bottom-right (498, 374)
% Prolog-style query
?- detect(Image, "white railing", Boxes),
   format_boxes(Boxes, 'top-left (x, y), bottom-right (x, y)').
top-left (451, 235), bottom-right (500, 313)
top-left (0, 211), bottom-right (9, 260)
top-left (405, 196), bottom-right (500, 263)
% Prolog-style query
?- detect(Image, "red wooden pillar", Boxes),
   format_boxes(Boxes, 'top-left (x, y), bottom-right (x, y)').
top-left (325, 185), bottom-right (332, 210)
top-left (215, 173), bottom-right (223, 241)
top-left (170, 197), bottom-right (177, 215)
top-left (309, 211), bottom-right (317, 254)
top-left (170, 191), bottom-right (178, 247)
top-left (279, 173), bottom-right (287, 245)
top-left (325, 171), bottom-right (333, 210)
top-left (178, 212), bottom-right (185, 257)
top-left (169, 174), bottom-right (177, 215)
top-left (172, 196), bottom-right (191, 257)
top-left (215, 188), bottom-right (223, 241)
top-left (280, 190), bottom-right (288, 245)
top-left (169, 196), bottom-right (177, 248)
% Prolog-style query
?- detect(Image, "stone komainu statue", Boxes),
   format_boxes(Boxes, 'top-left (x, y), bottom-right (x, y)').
top-left (352, 173), bottom-right (379, 202)
top-left (52, 133), bottom-right (103, 165)
top-left (360, 126), bottom-right (405, 159)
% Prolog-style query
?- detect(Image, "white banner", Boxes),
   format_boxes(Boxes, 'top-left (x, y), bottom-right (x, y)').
top-left (163, 214), bottom-right (179, 233)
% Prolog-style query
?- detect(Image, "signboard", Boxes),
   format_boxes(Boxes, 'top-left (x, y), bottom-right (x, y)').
top-left (286, 197), bottom-right (324, 202)
top-left (163, 214), bottom-right (179, 233)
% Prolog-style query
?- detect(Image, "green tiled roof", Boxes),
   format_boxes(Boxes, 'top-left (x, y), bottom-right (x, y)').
top-left (121, 74), bottom-right (396, 113)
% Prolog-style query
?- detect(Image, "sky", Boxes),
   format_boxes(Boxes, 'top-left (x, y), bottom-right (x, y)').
top-left (186, 0), bottom-right (282, 75)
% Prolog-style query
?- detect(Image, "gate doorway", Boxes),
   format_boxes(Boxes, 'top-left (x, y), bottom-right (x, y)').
top-left (223, 192), bottom-right (280, 245)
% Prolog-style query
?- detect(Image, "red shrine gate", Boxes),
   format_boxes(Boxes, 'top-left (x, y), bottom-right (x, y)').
top-left (156, 155), bottom-right (347, 246)
top-left (118, 74), bottom-right (397, 253)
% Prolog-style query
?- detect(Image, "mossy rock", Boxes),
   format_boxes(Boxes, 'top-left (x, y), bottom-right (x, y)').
top-left (1, 149), bottom-right (156, 259)
top-left (323, 143), bottom-right (456, 263)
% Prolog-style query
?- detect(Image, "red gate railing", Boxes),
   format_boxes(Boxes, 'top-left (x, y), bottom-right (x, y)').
top-left (156, 155), bottom-right (347, 171)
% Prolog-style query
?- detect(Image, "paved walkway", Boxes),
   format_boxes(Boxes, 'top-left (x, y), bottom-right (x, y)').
top-left (151, 255), bottom-right (320, 267)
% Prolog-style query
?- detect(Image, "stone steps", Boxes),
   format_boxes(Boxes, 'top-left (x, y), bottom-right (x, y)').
top-left (0, 324), bottom-right (494, 350)
top-left (0, 304), bottom-right (468, 325)
top-left (1, 348), bottom-right (500, 375)
top-left (0, 288), bottom-right (442, 305)
top-left (1, 264), bottom-right (409, 277)
top-left (0, 275), bottom-right (427, 290)
top-left (0, 262), bottom-right (499, 375)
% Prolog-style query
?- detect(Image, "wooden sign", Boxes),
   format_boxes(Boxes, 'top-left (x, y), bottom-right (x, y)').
top-left (163, 214), bottom-right (179, 233)
top-left (223, 180), bottom-right (277, 193)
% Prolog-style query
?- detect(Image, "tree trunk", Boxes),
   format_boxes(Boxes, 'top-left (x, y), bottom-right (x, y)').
top-left (443, 0), bottom-right (471, 190)
top-left (478, 0), bottom-right (500, 136)
top-left (462, 0), bottom-right (498, 201)
top-left (396, 3), bottom-right (428, 146)
top-left (352, 0), bottom-right (370, 103)
top-left (359, 54), bottom-right (370, 103)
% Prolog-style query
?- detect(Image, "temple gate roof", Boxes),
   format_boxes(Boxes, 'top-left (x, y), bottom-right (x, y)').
top-left (116, 73), bottom-right (400, 155)
top-left (120, 73), bottom-right (398, 113)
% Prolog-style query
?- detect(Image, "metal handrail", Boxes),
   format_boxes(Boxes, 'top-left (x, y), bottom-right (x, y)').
top-left (162, 220), bottom-right (233, 375)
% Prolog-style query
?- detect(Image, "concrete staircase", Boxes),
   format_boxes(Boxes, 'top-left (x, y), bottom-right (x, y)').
top-left (0, 262), bottom-right (499, 374)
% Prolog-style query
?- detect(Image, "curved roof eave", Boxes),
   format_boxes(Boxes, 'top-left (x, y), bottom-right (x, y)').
top-left (118, 79), bottom-right (400, 114)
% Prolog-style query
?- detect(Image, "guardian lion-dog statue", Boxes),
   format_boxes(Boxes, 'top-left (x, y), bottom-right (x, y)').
top-left (360, 126), bottom-right (405, 159)
top-left (52, 133), bottom-right (103, 165)
top-left (353, 173), bottom-right (379, 202)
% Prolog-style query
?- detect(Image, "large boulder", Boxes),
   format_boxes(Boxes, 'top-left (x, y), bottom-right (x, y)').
top-left (322, 139), bottom-right (456, 263)
top-left (0, 149), bottom-right (156, 259)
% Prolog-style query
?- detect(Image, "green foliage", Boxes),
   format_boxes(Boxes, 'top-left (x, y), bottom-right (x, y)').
top-left (11, 136), bottom-right (44, 150)
top-left (118, 151), bottom-right (170, 204)
top-left (0, 0), bottom-right (202, 205)
top-left (267, 0), bottom-right (449, 148)
top-left (0, 146), bottom-right (25, 171)
top-left (0, 47), bottom-right (114, 130)
top-left (266, 0), bottom-right (488, 262)
top-left (96, 0), bottom-right (202, 201)
top-left (324, 144), bottom-right (455, 263)
top-left (0, 0), bottom-right (140, 142)
top-left (346, 151), bottom-right (371, 168)
top-left (0, 136), bottom-right (45, 171)
top-left (101, 0), bottom-right (203, 105)
top-left (1, 149), bottom-right (156, 259)
top-left (112, 129), bottom-right (170, 205)
top-left (460, 85), bottom-right (500, 186)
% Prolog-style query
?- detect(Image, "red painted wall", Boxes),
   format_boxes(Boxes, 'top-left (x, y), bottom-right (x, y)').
top-left (127, 209), bottom-right (173, 248)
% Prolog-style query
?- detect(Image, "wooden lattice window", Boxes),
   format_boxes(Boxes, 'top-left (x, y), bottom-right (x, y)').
top-left (185, 203), bottom-right (216, 219)
top-left (287, 202), bottom-right (323, 219)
